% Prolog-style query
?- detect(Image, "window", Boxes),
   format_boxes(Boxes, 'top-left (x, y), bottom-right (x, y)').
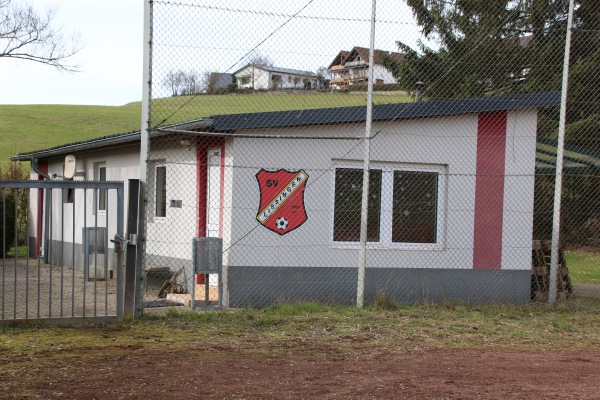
top-left (392, 171), bottom-right (438, 243)
top-left (333, 168), bottom-right (381, 242)
top-left (332, 164), bottom-right (445, 248)
top-left (96, 163), bottom-right (107, 212)
top-left (155, 165), bottom-right (167, 218)
top-left (63, 188), bottom-right (74, 204)
top-left (240, 76), bottom-right (250, 85)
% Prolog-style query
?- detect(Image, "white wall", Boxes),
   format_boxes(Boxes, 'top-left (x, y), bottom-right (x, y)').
top-left (372, 64), bottom-right (396, 84)
top-left (145, 141), bottom-right (198, 263)
top-left (31, 109), bottom-right (538, 276)
top-left (43, 144), bottom-right (140, 253)
top-left (235, 65), bottom-right (270, 89)
top-left (235, 65), bottom-right (316, 90)
top-left (501, 110), bottom-right (538, 270)
top-left (225, 111), bottom-right (538, 271)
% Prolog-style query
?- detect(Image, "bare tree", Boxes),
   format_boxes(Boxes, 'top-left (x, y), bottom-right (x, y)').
top-left (245, 50), bottom-right (274, 67)
top-left (164, 70), bottom-right (204, 96)
top-left (203, 71), bottom-right (222, 94)
top-left (316, 66), bottom-right (330, 89)
top-left (163, 70), bottom-right (185, 96)
top-left (0, 0), bottom-right (83, 72)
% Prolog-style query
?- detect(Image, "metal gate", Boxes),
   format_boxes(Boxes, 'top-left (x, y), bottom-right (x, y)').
top-left (0, 180), bottom-right (125, 325)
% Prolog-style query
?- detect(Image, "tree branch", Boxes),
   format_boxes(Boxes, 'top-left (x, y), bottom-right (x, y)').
top-left (0, 0), bottom-right (83, 72)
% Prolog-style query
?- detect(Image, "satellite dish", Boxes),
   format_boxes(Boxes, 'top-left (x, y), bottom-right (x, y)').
top-left (64, 155), bottom-right (76, 179)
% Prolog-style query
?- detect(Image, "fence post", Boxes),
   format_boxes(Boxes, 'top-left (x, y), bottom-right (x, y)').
top-left (357, 0), bottom-right (377, 308)
top-left (549, 0), bottom-right (575, 306)
top-left (124, 179), bottom-right (140, 317)
top-left (136, 0), bottom-right (153, 317)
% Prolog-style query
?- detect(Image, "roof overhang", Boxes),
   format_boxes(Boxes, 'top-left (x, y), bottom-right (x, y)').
top-left (11, 118), bottom-right (213, 162)
top-left (210, 92), bottom-right (561, 131)
top-left (11, 92), bottom-right (562, 163)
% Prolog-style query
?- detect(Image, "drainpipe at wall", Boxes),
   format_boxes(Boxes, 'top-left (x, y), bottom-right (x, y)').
top-left (31, 157), bottom-right (51, 264)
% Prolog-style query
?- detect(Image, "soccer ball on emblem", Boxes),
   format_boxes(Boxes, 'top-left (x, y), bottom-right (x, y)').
top-left (275, 217), bottom-right (289, 230)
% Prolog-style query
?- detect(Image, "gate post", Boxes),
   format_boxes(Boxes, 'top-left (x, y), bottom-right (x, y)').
top-left (124, 179), bottom-right (140, 317)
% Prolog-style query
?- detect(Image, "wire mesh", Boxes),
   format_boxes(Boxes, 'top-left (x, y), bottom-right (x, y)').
top-left (142, 0), bottom-right (598, 309)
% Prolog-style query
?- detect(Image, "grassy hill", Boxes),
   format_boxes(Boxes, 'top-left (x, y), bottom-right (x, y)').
top-left (0, 91), bottom-right (411, 166)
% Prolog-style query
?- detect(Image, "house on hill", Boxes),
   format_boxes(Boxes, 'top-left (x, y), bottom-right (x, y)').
top-left (206, 72), bottom-right (234, 93)
top-left (233, 64), bottom-right (317, 90)
top-left (11, 92), bottom-right (560, 307)
top-left (328, 47), bottom-right (404, 90)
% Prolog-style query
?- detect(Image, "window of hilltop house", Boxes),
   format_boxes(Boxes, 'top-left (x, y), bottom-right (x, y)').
top-left (155, 165), bottom-right (167, 218)
top-left (271, 74), bottom-right (282, 89)
top-left (332, 164), bottom-right (445, 249)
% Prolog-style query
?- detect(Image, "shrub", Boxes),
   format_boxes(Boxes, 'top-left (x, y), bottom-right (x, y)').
top-left (0, 190), bottom-right (16, 257)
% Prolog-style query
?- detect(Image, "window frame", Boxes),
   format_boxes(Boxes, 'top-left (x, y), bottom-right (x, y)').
top-left (155, 164), bottom-right (167, 219)
top-left (330, 162), bottom-right (446, 250)
top-left (95, 163), bottom-right (107, 213)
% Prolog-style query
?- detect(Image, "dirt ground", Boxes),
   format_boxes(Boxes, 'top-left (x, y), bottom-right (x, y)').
top-left (2, 259), bottom-right (599, 399)
top-left (2, 346), bottom-right (598, 399)
top-left (0, 259), bottom-right (117, 320)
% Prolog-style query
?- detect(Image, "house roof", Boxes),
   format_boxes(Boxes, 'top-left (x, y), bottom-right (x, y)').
top-left (210, 92), bottom-right (560, 131)
top-left (9, 118), bottom-right (212, 161)
top-left (11, 92), bottom-right (561, 161)
top-left (328, 47), bottom-right (404, 69)
top-left (328, 50), bottom-right (351, 69)
top-left (346, 47), bottom-right (405, 65)
top-left (10, 130), bottom-right (142, 161)
top-left (233, 64), bottom-right (316, 77)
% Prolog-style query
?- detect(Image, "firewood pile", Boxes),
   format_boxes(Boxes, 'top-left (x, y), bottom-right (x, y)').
top-left (531, 240), bottom-right (573, 301)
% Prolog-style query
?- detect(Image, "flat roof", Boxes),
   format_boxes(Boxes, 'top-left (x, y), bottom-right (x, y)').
top-left (11, 92), bottom-right (561, 161)
top-left (210, 92), bottom-right (560, 131)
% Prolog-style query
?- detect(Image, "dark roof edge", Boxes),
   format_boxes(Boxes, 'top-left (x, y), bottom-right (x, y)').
top-left (10, 131), bottom-right (141, 161)
top-left (211, 92), bottom-right (561, 131)
top-left (11, 118), bottom-right (214, 161)
top-left (11, 93), bottom-right (561, 161)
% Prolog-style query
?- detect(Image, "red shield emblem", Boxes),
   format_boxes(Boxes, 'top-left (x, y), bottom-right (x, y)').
top-left (256, 169), bottom-right (309, 235)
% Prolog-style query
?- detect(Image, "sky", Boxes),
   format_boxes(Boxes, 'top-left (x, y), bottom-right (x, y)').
top-left (0, 0), bottom-right (143, 106)
top-left (0, 0), bottom-right (423, 106)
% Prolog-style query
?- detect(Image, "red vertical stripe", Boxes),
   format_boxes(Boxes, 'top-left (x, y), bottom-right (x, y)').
top-left (473, 112), bottom-right (507, 270)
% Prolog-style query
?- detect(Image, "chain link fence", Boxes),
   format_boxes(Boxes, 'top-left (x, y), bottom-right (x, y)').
top-left (139, 0), bottom-right (598, 310)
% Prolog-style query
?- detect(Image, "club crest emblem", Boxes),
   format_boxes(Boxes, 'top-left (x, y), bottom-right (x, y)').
top-left (256, 169), bottom-right (309, 235)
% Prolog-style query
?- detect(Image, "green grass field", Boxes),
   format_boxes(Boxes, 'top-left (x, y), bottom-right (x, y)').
top-left (2, 300), bottom-right (600, 356)
top-left (565, 250), bottom-right (600, 284)
top-left (0, 91), bottom-right (410, 166)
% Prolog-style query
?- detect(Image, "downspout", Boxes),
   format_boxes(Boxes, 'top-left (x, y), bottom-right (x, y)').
top-left (31, 157), bottom-right (51, 264)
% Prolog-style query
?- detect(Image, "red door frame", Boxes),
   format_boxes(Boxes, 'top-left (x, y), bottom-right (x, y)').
top-left (196, 138), bottom-right (225, 237)
top-left (36, 160), bottom-right (48, 257)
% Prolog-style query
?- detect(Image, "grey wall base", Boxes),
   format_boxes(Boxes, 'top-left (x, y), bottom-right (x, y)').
top-left (228, 266), bottom-right (531, 307)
